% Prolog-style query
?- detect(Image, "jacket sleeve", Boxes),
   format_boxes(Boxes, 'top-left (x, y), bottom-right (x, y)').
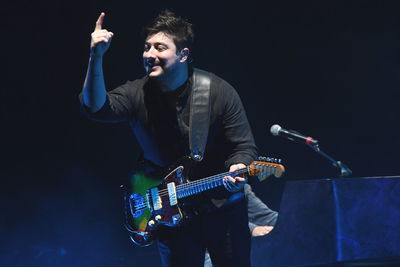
top-left (245, 184), bottom-right (279, 227)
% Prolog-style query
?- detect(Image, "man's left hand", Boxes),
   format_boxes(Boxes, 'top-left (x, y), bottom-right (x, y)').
top-left (223, 163), bottom-right (247, 192)
top-left (252, 226), bottom-right (274, 237)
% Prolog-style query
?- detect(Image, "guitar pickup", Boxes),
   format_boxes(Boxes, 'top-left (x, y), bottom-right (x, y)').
top-left (167, 182), bottom-right (178, 206)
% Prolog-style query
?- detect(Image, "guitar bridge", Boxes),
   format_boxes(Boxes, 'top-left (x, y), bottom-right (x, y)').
top-left (129, 193), bottom-right (146, 218)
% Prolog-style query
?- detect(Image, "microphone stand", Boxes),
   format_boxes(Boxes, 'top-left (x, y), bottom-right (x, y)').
top-left (307, 143), bottom-right (352, 178)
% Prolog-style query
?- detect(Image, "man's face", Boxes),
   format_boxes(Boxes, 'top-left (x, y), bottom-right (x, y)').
top-left (143, 32), bottom-right (181, 79)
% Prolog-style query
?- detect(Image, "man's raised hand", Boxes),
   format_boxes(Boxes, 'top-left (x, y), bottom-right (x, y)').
top-left (90, 12), bottom-right (114, 57)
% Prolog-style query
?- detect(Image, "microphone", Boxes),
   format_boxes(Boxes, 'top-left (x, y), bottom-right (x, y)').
top-left (270, 124), bottom-right (318, 146)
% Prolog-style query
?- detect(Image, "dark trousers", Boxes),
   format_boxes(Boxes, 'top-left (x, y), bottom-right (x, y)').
top-left (157, 198), bottom-right (251, 267)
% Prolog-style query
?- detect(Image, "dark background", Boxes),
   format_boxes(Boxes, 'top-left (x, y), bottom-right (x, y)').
top-left (2, 1), bottom-right (400, 266)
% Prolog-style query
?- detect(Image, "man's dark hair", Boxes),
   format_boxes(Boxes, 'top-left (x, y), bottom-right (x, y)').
top-left (143, 10), bottom-right (194, 53)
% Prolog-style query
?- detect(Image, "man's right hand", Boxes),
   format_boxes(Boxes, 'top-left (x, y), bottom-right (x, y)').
top-left (90, 12), bottom-right (114, 57)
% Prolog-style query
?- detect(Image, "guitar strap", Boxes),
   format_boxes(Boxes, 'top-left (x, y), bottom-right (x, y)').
top-left (189, 68), bottom-right (211, 162)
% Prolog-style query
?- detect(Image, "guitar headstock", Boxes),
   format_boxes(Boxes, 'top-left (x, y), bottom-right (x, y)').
top-left (248, 156), bottom-right (285, 181)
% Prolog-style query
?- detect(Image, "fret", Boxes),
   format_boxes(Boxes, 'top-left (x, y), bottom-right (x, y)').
top-left (176, 168), bottom-right (248, 199)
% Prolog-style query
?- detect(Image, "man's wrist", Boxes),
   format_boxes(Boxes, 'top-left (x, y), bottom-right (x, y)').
top-left (89, 47), bottom-right (104, 59)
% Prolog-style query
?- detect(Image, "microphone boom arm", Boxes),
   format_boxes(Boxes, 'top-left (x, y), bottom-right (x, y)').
top-left (307, 143), bottom-right (352, 177)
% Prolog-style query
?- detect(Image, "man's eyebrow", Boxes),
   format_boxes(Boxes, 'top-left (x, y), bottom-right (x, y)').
top-left (144, 41), bottom-right (168, 47)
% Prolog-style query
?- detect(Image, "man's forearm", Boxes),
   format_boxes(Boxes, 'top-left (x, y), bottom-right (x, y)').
top-left (82, 56), bottom-right (107, 113)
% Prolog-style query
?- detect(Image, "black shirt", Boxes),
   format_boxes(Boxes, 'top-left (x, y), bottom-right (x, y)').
top-left (80, 68), bottom-right (257, 184)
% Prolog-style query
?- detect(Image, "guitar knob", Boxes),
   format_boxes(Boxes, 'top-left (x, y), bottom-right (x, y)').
top-left (155, 215), bottom-right (162, 221)
top-left (148, 220), bottom-right (156, 226)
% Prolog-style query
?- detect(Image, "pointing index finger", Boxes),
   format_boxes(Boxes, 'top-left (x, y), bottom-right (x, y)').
top-left (95, 12), bottom-right (105, 31)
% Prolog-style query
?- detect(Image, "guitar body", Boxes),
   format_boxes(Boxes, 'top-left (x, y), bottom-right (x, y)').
top-left (126, 158), bottom-right (192, 247)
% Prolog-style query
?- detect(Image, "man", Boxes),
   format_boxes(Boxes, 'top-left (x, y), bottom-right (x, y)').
top-left (80, 10), bottom-right (257, 267)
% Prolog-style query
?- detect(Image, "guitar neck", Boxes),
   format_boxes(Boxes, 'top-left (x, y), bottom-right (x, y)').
top-left (175, 167), bottom-right (249, 199)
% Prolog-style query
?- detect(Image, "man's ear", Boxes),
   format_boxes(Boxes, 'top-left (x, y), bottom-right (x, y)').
top-left (179, 48), bottom-right (190, 62)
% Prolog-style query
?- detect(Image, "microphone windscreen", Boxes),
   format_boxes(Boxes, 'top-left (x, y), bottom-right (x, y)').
top-left (270, 124), bottom-right (282, 136)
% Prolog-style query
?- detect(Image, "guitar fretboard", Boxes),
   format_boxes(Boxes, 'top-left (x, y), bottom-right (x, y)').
top-left (175, 167), bottom-right (248, 199)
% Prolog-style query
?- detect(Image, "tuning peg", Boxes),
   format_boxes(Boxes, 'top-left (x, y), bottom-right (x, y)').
top-left (258, 156), bottom-right (266, 161)
top-left (258, 156), bottom-right (282, 164)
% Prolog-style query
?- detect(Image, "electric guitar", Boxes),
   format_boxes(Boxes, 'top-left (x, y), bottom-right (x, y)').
top-left (124, 156), bottom-right (285, 247)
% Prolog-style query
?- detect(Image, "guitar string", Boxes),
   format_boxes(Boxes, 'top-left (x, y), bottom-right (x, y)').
top-left (131, 169), bottom-right (249, 211)
top-left (131, 164), bottom-right (279, 210)
top-left (131, 164), bottom-right (280, 211)
top-left (158, 168), bottom-right (248, 195)
top-left (132, 164), bottom-right (280, 211)
top-left (157, 163), bottom-right (279, 196)
top-left (132, 171), bottom-right (237, 210)
top-left (155, 162), bottom-right (279, 196)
